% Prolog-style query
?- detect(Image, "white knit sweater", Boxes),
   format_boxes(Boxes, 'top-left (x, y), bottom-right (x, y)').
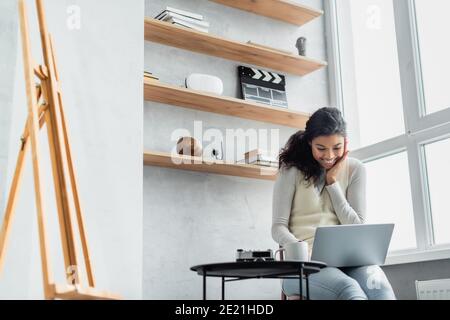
top-left (271, 157), bottom-right (367, 255)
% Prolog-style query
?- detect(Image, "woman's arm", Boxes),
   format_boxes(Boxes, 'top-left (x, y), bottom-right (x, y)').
top-left (272, 167), bottom-right (300, 246)
top-left (325, 160), bottom-right (367, 224)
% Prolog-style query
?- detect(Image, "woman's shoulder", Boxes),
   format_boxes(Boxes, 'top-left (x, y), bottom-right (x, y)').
top-left (346, 157), bottom-right (366, 179)
top-left (277, 165), bottom-right (300, 182)
top-left (347, 156), bottom-right (364, 168)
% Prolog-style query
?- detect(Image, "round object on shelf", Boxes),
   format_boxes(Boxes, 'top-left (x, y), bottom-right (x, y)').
top-left (186, 73), bottom-right (224, 95)
top-left (176, 136), bottom-right (203, 157)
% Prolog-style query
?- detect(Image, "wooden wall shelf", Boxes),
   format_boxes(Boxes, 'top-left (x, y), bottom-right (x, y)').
top-left (144, 150), bottom-right (278, 181)
top-left (144, 78), bottom-right (310, 128)
top-left (144, 18), bottom-right (327, 76)
top-left (210, 0), bottom-right (323, 26)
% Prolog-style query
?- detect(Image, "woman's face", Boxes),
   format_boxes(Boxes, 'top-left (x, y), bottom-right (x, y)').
top-left (310, 134), bottom-right (345, 169)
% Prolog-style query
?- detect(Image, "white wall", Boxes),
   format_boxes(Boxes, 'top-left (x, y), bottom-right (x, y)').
top-left (0, 0), bottom-right (19, 221)
top-left (0, 0), bottom-right (143, 299)
top-left (143, 0), bottom-right (329, 299)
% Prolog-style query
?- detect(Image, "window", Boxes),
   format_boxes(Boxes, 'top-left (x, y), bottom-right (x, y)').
top-left (414, 0), bottom-right (450, 115)
top-left (328, 0), bottom-right (450, 263)
top-left (365, 152), bottom-right (416, 251)
top-left (336, 0), bottom-right (405, 149)
top-left (424, 138), bottom-right (450, 245)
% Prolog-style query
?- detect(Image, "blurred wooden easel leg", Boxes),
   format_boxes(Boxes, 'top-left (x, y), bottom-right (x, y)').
top-left (0, 0), bottom-right (120, 300)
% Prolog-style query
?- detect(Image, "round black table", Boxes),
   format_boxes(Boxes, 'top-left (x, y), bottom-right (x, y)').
top-left (190, 260), bottom-right (327, 300)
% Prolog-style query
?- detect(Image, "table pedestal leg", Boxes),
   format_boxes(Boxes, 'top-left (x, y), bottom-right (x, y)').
top-left (203, 273), bottom-right (206, 300)
top-left (222, 277), bottom-right (225, 300)
top-left (306, 274), bottom-right (310, 300)
top-left (299, 266), bottom-right (304, 300)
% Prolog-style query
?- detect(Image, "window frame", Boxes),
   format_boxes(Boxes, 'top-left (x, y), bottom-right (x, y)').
top-left (325, 0), bottom-right (450, 265)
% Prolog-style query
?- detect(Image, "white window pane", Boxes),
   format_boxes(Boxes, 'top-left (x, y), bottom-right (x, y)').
top-left (415, 0), bottom-right (450, 115)
top-left (338, 0), bottom-right (405, 148)
top-left (365, 152), bottom-right (416, 251)
top-left (424, 138), bottom-right (450, 245)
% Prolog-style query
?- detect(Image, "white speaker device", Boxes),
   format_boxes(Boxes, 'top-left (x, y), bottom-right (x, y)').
top-left (185, 74), bottom-right (224, 95)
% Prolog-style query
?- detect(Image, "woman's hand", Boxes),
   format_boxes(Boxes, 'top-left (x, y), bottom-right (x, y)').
top-left (326, 137), bottom-right (349, 185)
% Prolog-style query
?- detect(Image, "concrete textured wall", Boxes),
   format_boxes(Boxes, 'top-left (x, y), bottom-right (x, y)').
top-left (0, 1), bottom-right (19, 220)
top-left (143, 0), bottom-right (329, 299)
top-left (382, 260), bottom-right (450, 300)
top-left (0, 0), bottom-right (143, 299)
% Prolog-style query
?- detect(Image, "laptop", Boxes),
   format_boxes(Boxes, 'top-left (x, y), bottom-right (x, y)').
top-left (310, 223), bottom-right (394, 267)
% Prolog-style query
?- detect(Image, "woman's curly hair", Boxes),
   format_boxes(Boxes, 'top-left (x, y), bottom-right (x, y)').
top-left (278, 107), bottom-right (347, 186)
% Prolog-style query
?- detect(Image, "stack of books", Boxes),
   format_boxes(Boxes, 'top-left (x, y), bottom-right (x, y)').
top-left (144, 71), bottom-right (159, 81)
top-left (243, 149), bottom-right (279, 168)
top-left (154, 7), bottom-right (209, 33)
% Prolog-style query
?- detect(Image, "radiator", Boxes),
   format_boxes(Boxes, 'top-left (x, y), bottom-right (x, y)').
top-left (416, 278), bottom-right (450, 300)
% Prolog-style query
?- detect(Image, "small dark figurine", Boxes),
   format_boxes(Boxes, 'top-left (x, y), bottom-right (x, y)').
top-left (296, 37), bottom-right (307, 56)
top-left (211, 141), bottom-right (223, 160)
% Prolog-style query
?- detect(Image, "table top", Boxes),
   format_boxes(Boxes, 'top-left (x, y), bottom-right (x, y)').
top-left (190, 260), bottom-right (327, 278)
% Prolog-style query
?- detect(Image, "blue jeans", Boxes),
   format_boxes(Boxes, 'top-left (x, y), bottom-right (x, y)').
top-left (282, 265), bottom-right (396, 300)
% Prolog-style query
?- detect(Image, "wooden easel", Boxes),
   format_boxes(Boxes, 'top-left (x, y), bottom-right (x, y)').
top-left (0, 0), bottom-right (120, 300)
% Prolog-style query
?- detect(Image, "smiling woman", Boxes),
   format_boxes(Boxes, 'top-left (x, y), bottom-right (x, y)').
top-left (310, 135), bottom-right (344, 169)
top-left (278, 107), bottom-right (348, 187)
top-left (272, 107), bottom-right (396, 300)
